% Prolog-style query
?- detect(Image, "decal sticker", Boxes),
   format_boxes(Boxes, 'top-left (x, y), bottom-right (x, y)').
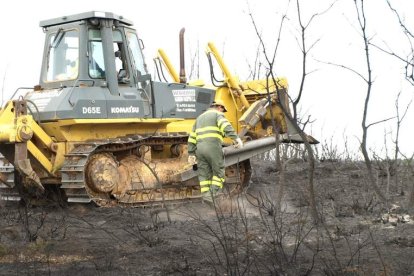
top-left (172, 89), bottom-right (196, 112)
top-left (26, 89), bottom-right (61, 112)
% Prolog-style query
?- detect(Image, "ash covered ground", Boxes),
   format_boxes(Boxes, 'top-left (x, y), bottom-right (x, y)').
top-left (0, 158), bottom-right (413, 275)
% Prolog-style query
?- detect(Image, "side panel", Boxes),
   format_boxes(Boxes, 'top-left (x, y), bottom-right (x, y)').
top-left (152, 81), bottom-right (215, 119)
top-left (25, 85), bottom-right (152, 120)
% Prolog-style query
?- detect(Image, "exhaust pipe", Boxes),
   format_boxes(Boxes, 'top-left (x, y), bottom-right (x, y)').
top-left (179, 28), bottom-right (187, 84)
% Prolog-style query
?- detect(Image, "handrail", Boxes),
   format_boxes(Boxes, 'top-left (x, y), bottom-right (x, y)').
top-left (206, 42), bottom-right (250, 110)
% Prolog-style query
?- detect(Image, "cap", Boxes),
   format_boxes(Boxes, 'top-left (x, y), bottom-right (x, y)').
top-left (211, 100), bottom-right (227, 112)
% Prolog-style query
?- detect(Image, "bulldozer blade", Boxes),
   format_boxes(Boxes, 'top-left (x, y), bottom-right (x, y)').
top-left (15, 159), bottom-right (45, 192)
top-left (176, 136), bottom-right (278, 182)
top-left (282, 116), bottom-right (319, 144)
top-left (223, 136), bottom-right (277, 166)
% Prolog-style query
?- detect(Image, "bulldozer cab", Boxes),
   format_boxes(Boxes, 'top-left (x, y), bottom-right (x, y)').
top-left (29, 11), bottom-right (214, 122)
top-left (40, 11), bottom-right (147, 91)
top-left (32, 11), bottom-right (153, 120)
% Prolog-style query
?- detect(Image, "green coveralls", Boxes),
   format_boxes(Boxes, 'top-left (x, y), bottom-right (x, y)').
top-left (187, 109), bottom-right (238, 193)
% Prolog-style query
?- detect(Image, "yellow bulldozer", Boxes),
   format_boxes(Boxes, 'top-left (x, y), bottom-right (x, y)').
top-left (0, 11), bottom-right (317, 206)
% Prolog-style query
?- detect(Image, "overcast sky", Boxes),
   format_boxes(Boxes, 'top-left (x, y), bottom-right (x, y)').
top-left (0, 0), bottom-right (413, 157)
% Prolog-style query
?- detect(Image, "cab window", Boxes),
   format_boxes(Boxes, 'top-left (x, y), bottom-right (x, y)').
top-left (88, 29), bottom-right (128, 80)
top-left (126, 31), bottom-right (147, 76)
top-left (45, 29), bottom-right (79, 82)
top-left (88, 29), bottom-right (105, 78)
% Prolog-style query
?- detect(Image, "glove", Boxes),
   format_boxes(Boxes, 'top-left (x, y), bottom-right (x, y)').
top-left (188, 155), bottom-right (197, 165)
top-left (234, 137), bottom-right (243, 148)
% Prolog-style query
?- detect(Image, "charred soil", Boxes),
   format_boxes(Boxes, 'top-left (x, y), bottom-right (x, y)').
top-left (0, 158), bottom-right (413, 275)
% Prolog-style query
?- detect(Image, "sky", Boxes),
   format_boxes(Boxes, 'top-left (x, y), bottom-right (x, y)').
top-left (0, 0), bottom-right (413, 159)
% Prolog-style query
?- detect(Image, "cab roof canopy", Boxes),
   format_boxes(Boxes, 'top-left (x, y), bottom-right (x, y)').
top-left (39, 11), bottom-right (133, 28)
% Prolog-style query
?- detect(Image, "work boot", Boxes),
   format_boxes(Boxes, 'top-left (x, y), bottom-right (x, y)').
top-left (201, 191), bottom-right (214, 205)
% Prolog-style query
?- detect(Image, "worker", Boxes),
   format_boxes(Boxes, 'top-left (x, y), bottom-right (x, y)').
top-left (187, 100), bottom-right (243, 204)
top-left (55, 58), bottom-right (78, 81)
top-left (68, 58), bottom-right (79, 79)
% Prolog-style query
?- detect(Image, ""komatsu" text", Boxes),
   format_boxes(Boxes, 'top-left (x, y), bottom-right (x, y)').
top-left (110, 106), bottom-right (140, 114)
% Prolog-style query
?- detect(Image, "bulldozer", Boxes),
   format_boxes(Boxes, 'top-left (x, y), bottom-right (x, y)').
top-left (0, 11), bottom-right (317, 206)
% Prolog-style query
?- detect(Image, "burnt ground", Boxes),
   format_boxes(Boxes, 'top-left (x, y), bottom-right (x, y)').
top-left (0, 158), bottom-right (413, 275)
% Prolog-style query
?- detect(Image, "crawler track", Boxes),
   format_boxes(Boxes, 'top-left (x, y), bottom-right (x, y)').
top-left (60, 133), bottom-right (199, 206)
top-left (0, 155), bottom-right (19, 201)
top-left (0, 133), bottom-right (251, 207)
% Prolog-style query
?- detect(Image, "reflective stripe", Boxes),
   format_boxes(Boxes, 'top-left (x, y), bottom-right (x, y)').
top-left (219, 122), bottom-right (231, 133)
top-left (200, 176), bottom-right (224, 192)
top-left (200, 180), bottom-right (211, 186)
top-left (196, 126), bottom-right (224, 138)
top-left (196, 126), bottom-right (221, 133)
top-left (211, 180), bottom-right (223, 188)
top-left (212, 176), bottom-right (224, 182)
top-left (220, 123), bottom-right (230, 133)
top-left (196, 133), bottom-right (223, 141)
top-left (188, 131), bottom-right (197, 144)
top-left (200, 180), bottom-right (211, 193)
top-left (217, 118), bottom-right (231, 133)
top-left (211, 175), bottom-right (224, 188)
top-left (188, 132), bottom-right (197, 144)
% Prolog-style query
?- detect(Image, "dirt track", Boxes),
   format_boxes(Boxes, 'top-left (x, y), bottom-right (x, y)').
top-left (0, 158), bottom-right (413, 275)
